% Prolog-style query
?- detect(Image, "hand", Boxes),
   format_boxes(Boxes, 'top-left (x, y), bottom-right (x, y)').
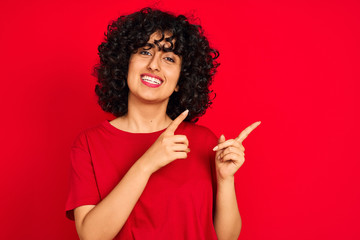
top-left (140, 110), bottom-right (190, 174)
top-left (213, 121), bottom-right (261, 181)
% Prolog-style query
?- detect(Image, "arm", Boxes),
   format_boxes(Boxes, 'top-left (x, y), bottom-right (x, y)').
top-left (74, 111), bottom-right (190, 240)
top-left (213, 122), bottom-right (261, 240)
top-left (74, 157), bottom-right (152, 240)
top-left (214, 176), bottom-right (242, 240)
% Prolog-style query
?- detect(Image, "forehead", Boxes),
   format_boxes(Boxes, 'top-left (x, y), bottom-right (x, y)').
top-left (148, 31), bottom-right (174, 43)
top-left (145, 31), bottom-right (176, 51)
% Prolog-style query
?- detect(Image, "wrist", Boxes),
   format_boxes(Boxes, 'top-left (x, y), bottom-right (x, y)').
top-left (135, 156), bottom-right (155, 177)
top-left (216, 176), bottom-right (236, 198)
top-left (217, 175), bottom-right (235, 186)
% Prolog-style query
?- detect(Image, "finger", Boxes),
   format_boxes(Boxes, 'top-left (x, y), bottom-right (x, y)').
top-left (235, 121), bottom-right (261, 143)
top-left (165, 110), bottom-right (189, 135)
top-left (171, 135), bottom-right (189, 146)
top-left (220, 146), bottom-right (243, 158)
top-left (221, 152), bottom-right (244, 163)
top-left (219, 149), bottom-right (244, 160)
top-left (214, 135), bottom-right (226, 153)
top-left (240, 144), bottom-right (245, 152)
top-left (174, 152), bottom-right (188, 159)
top-left (218, 134), bottom-right (226, 144)
top-left (172, 144), bottom-right (190, 152)
top-left (213, 139), bottom-right (236, 151)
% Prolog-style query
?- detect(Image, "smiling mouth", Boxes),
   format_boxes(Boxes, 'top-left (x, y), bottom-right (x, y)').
top-left (140, 74), bottom-right (163, 88)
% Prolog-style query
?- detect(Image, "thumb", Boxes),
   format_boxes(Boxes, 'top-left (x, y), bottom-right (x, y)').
top-left (213, 134), bottom-right (225, 151)
top-left (218, 134), bottom-right (226, 144)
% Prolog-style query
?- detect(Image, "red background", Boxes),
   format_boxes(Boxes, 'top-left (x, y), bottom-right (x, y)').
top-left (1, 0), bottom-right (359, 239)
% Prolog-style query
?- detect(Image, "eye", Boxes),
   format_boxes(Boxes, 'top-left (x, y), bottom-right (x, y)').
top-left (164, 56), bottom-right (175, 63)
top-left (139, 50), bottom-right (151, 56)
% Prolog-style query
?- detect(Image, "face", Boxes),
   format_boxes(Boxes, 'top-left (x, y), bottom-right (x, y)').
top-left (127, 31), bottom-right (182, 105)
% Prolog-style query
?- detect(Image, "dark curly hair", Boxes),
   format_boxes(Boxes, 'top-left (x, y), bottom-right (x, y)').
top-left (95, 7), bottom-right (219, 122)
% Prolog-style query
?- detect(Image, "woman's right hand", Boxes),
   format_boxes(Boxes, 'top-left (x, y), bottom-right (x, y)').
top-left (139, 110), bottom-right (190, 174)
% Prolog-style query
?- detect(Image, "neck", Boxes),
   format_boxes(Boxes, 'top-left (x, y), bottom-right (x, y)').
top-left (114, 95), bottom-right (172, 133)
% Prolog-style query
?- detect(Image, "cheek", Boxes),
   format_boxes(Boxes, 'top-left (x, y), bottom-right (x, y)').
top-left (126, 71), bottom-right (137, 87)
top-left (168, 67), bottom-right (181, 84)
top-left (128, 57), bottom-right (144, 71)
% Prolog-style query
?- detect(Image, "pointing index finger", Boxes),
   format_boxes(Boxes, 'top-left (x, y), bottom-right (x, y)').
top-left (165, 110), bottom-right (189, 135)
top-left (235, 121), bottom-right (261, 143)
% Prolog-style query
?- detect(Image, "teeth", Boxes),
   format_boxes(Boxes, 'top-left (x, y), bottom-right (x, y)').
top-left (142, 75), bottom-right (162, 85)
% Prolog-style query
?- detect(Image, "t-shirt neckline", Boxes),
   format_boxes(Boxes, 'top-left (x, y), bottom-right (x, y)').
top-left (102, 120), bottom-right (184, 136)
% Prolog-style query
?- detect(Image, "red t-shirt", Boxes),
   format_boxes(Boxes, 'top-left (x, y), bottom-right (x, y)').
top-left (66, 120), bottom-right (219, 239)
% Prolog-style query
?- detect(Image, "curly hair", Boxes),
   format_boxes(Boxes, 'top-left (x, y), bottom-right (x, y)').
top-left (95, 7), bottom-right (219, 122)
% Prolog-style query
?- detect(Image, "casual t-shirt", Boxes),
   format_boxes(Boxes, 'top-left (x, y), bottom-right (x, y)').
top-left (66, 120), bottom-right (219, 239)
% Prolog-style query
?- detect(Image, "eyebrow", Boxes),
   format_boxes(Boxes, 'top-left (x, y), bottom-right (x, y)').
top-left (140, 43), bottom-right (181, 61)
top-left (143, 35), bottom-right (175, 53)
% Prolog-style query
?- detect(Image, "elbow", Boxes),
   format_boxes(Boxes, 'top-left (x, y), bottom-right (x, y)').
top-left (77, 230), bottom-right (113, 240)
top-left (217, 232), bottom-right (241, 240)
top-left (78, 234), bottom-right (110, 240)
top-left (77, 225), bottom-right (114, 240)
top-left (216, 217), bottom-right (242, 240)
top-left (77, 231), bottom-right (93, 240)
top-left (76, 227), bottom-right (98, 240)
top-left (238, 216), bottom-right (242, 236)
top-left (216, 229), bottom-right (241, 240)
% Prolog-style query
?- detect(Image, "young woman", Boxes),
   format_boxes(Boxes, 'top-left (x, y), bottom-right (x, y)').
top-left (66, 8), bottom-right (260, 240)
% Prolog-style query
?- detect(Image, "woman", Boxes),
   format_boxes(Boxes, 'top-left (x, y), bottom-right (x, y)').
top-left (66, 8), bottom-right (260, 240)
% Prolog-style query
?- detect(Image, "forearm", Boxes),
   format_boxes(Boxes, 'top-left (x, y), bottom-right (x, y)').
top-left (77, 158), bottom-right (152, 240)
top-left (214, 177), bottom-right (242, 240)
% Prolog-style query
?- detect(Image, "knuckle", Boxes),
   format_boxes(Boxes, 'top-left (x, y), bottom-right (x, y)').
top-left (224, 148), bottom-right (230, 155)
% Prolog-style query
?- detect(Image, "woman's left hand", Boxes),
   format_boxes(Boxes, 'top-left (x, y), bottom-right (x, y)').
top-left (213, 121), bottom-right (261, 181)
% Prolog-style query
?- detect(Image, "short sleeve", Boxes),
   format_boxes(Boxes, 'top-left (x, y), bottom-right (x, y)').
top-left (206, 130), bottom-right (218, 185)
top-left (65, 132), bottom-right (100, 220)
top-left (203, 128), bottom-right (218, 218)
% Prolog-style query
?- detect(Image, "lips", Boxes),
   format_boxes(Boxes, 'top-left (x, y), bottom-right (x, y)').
top-left (140, 73), bottom-right (164, 88)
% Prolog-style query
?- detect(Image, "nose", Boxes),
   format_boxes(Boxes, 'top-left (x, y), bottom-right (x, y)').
top-left (147, 53), bottom-right (161, 72)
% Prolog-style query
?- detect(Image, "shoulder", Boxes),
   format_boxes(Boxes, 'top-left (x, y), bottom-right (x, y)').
top-left (72, 121), bottom-right (110, 148)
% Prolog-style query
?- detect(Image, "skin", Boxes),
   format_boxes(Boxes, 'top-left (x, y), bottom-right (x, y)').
top-left (73, 31), bottom-right (261, 240)
top-left (213, 121), bottom-right (261, 240)
top-left (127, 32), bottom-right (181, 106)
top-left (110, 31), bottom-right (181, 133)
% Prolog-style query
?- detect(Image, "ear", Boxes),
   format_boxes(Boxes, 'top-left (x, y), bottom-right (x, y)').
top-left (174, 85), bottom-right (179, 92)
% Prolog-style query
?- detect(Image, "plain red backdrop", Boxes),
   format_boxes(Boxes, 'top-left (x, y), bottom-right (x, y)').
top-left (1, 0), bottom-right (359, 239)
